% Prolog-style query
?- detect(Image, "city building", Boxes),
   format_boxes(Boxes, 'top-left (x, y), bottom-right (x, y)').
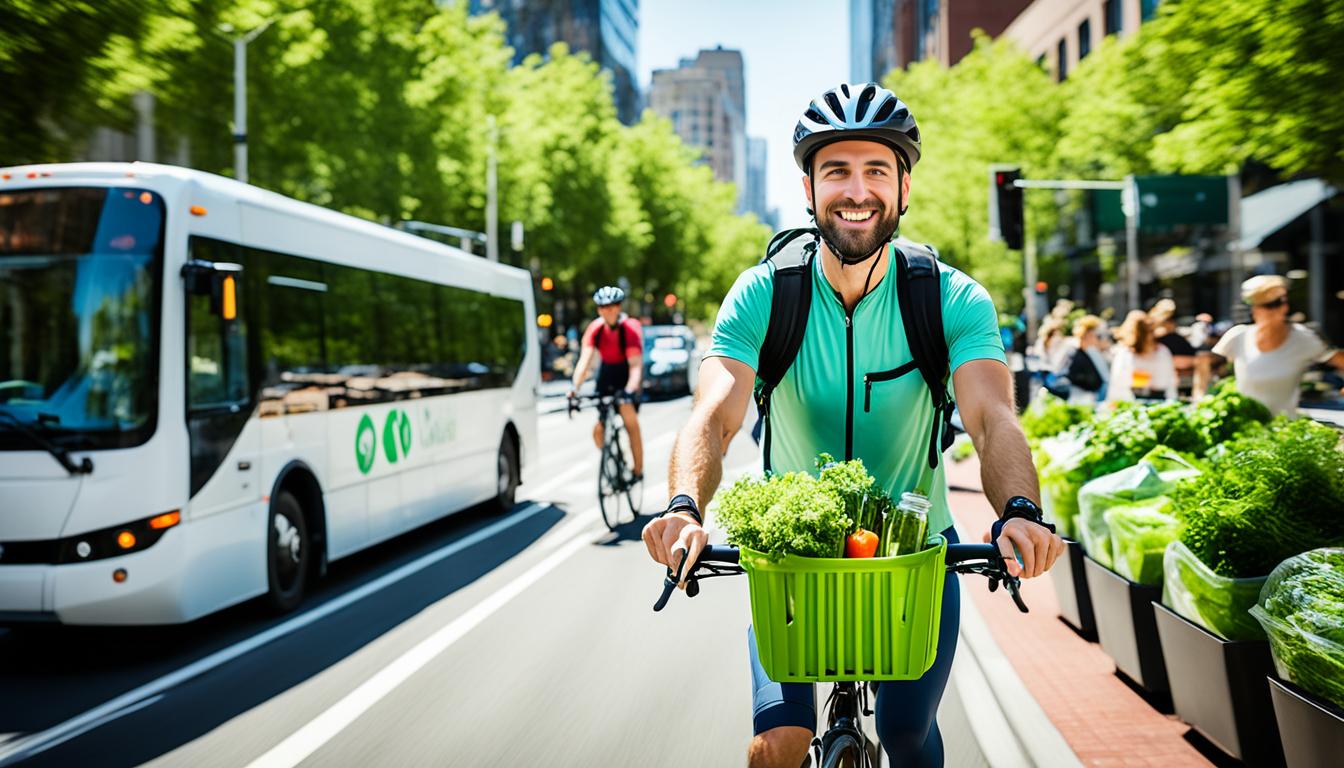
top-left (852, 0), bottom-right (1033, 76)
top-left (1000, 0), bottom-right (1162, 82)
top-left (468, 0), bottom-right (641, 124)
top-left (744, 137), bottom-right (776, 228)
top-left (647, 47), bottom-right (747, 206)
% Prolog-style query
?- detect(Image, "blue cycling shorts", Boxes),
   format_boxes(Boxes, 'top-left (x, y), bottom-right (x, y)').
top-left (747, 526), bottom-right (961, 766)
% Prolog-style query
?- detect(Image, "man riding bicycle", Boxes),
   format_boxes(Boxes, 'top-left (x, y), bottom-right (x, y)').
top-left (641, 83), bottom-right (1064, 767)
top-left (570, 286), bottom-right (644, 481)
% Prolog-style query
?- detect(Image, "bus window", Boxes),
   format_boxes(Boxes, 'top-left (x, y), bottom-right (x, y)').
top-left (186, 240), bottom-right (249, 411)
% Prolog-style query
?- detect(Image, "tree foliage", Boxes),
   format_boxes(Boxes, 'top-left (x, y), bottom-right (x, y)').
top-left (884, 35), bottom-right (1064, 312)
top-left (2, 0), bottom-right (762, 325)
top-left (1144, 0), bottom-right (1344, 183)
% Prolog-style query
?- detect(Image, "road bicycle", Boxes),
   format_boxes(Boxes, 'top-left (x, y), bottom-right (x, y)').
top-left (653, 540), bottom-right (1027, 767)
top-left (568, 393), bottom-right (643, 529)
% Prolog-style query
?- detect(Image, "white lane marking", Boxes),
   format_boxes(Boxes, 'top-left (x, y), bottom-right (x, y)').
top-left (10, 694), bottom-right (165, 762)
top-left (246, 466), bottom-right (748, 768)
top-left (245, 532), bottom-right (594, 768)
top-left (0, 503), bottom-right (549, 768)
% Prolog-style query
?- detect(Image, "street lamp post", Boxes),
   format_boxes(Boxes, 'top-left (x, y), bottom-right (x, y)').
top-left (221, 20), bottom-right (276, 185)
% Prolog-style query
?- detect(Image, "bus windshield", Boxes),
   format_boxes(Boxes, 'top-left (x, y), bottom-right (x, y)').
top-left (0, 186), bottom-right (164, 450)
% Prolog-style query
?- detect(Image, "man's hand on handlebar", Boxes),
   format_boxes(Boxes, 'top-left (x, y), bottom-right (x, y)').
top-left (984, 518), bottom-right (1064, 580)
top-left (642, 506), bottom-right (707, 589)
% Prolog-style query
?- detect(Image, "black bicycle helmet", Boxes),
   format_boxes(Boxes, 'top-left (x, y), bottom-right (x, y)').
top-left (593, 285), bottom-right (625, 306)
top-left (792, 83), bottom-right (921, 172)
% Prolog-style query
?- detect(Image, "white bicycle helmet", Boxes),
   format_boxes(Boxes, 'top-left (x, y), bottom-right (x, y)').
top-left (793, 82), bottom-right (921, 172)
top-left (593, 286), bottom-right (625, 306)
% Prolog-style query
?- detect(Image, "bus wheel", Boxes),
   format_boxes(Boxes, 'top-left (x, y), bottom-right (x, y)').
top-left (266, 490), bottom-right (310, 612)
top-left (493, 436), bottom-right (518, 513)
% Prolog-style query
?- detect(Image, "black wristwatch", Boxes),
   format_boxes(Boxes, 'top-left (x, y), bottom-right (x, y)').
top-left (657, 494), bottom-right (703, 526)
top-left (1000, 495), bottom-right (1054, 532)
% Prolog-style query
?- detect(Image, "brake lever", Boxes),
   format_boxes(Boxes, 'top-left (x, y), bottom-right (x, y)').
top-left (653, 549), bottom-right (693, 612)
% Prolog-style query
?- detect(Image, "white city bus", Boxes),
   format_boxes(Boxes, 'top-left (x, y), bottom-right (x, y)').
top-left (0, 163), bottom-right (539, 625)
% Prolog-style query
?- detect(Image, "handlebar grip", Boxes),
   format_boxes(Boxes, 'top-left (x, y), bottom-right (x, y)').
top-left (944, 543), bottom-right (1002, 565)
top-left (696, 545), bottom-right (741, 566)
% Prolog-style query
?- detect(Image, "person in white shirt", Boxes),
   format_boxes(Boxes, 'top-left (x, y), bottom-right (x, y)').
top-left (1194, 275), bottom-right (1344, 416)
top-left (1106, 310), bottom-right (1177, 402)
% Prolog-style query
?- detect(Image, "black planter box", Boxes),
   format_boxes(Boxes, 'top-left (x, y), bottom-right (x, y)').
top-left (1152, 602), bottom-right (1284, 766)
top-left (1051, 538), bottom-right (1096, 637)
top-left (1269, 678), bottom-right (1344, 768)
top-left (1083, 555), bottom-right (1169, 693)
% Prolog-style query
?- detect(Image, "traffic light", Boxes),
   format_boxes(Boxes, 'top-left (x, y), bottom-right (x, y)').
top-left (536, 313), bottom-right (553, 328)
top-left (663, 293), bottom-right (677, 309)
top-left (989, 166), bottom-right (1025, 250)
top-left (540, 276), bottom-right (553, 291)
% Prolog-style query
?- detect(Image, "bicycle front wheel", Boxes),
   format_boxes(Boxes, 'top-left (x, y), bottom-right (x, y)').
top-left (822, 732), bottom-right (867, 768)
top-left (598, 440), bottom-right (626, 530)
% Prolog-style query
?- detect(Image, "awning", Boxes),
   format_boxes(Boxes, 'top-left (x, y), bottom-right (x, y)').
top-left (1233, 178), bottom-right (1337, 251)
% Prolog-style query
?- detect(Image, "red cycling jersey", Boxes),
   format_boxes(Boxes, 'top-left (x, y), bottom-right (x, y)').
top-left (583, 316), bottom-right (643, 366)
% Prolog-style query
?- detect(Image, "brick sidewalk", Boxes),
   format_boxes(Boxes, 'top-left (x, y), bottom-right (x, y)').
top-left (945, 455), bottom-right (1216, 767)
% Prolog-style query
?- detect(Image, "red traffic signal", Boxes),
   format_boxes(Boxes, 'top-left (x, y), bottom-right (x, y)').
top-left (663, 293), bottom-right (677, 308)
top-left (1035, 281), bottom-right (1048, 293)
top-left (540, 277), bottom-right (554, 291)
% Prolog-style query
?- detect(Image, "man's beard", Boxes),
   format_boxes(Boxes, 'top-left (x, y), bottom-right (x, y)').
top-left (816, 200), bottom-right (901, 265)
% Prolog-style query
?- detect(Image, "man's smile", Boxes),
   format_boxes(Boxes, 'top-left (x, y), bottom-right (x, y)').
top-left (836, 209), bottom-right (876, 223)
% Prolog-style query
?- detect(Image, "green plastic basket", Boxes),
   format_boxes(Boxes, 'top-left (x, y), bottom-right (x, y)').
top-left (741, 536), bottom-right (948, 682)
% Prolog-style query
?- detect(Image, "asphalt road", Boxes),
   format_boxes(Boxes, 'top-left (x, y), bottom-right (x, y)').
top-left (0, 396), bottom-right (993, 767)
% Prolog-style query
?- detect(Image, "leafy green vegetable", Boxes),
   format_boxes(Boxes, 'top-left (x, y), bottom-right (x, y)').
top-left (1021, 391), bottom-right (1093, 443)
top-left (1106, 498), bottom-right (1181, 586)
top-left (715, 455), bottom-right (889, 560)
top-left (1173, 418), bottom-right (1344, 578)
top-left (714, 471), bottom-right (851, 559)
top-left (1165, 540), bottom-right (1268, 641)
top-left (1250, 548), bottom-right (1344, 709)
top-left (1188, 386), bottom-right (1272, 448)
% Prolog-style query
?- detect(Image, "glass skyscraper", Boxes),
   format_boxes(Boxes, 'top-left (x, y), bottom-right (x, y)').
top-left (469, 0), bottom-right (641, 125)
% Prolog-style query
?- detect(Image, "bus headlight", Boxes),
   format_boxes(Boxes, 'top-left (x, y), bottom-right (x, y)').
top-left (54, 511), bottom-right (181, 564)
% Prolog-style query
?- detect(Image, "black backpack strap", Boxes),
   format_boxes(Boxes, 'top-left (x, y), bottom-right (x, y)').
top-left (618, 320), bottom-right (628, 362)
top-left (893, 241), bottom-right (952, 470)
top-left (752, 228), bottom-right (818, 471)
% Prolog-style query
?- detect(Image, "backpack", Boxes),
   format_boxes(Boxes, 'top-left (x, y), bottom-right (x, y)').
top-left (751, 228), bottom-right (954, 474)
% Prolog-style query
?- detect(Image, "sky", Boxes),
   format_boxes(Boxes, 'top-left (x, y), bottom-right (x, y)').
top-left (638, 0), bottom-right (851, 231)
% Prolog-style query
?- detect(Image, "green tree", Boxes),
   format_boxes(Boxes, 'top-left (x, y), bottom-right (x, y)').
top-left (884, 34), bottom-right (1064, 312)
top-left (1145, 0), bottom-right (1344, 183)
top-left (496, 43), bottom-right (647, 306)
top-left (0, 0), bottom-right (159, 164)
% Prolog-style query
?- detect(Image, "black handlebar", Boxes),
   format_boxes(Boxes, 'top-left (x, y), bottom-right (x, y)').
top-left (566, 392), bottom-right (632, 418)
top-left (653, 542), bottom-right (1027, 613)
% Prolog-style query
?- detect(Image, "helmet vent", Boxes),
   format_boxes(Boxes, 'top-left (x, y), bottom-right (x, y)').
top-left (840, 83), bottom-right (851, 98)
top-left (871, 97), bottom-right (896, 123)
top-left (854, 85), bottom-right (877, 122)
top-left (823, 92), bottom-right (845, 119)
top-left (804, 108), bottom-right (826, 124)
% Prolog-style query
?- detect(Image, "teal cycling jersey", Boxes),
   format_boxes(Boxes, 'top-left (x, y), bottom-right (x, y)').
top-left (706, 242), bottom-right (1006, 533)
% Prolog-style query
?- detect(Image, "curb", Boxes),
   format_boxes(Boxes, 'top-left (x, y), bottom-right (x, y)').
top-left (951, 525), bottom-right (1083, 768)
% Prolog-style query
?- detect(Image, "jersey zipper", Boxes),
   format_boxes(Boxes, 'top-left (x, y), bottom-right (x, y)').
top-left (845, 310), bottom-right (855, 460)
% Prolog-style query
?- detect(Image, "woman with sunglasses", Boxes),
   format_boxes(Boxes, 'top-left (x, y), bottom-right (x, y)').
top-left (1194, 275), bottom-right (1344, 415)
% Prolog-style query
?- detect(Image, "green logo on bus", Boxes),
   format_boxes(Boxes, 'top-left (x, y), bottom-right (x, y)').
top-left (383, 409), bottom-right (412, 464)
top-left (355, 414), bottom-right (377, 474)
